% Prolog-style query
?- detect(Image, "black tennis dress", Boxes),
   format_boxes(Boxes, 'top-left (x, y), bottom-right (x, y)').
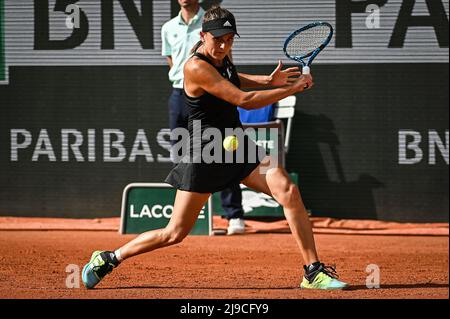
top-left (165, 52), bottom-right (267, 193)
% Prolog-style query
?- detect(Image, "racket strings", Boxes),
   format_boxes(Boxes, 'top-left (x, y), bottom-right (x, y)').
top-left (286, 26), bottom-right (330, 58)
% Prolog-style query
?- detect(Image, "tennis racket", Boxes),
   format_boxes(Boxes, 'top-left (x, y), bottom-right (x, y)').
top-left (283, 22), bottom-right (334, 75)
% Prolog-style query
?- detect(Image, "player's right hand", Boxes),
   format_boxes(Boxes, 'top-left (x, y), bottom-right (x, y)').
top-left (293, 73), bottom-right (314, 92)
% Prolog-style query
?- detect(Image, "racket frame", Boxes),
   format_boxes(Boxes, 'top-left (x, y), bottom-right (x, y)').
top-left (283, 21), bottom-right (334, 73)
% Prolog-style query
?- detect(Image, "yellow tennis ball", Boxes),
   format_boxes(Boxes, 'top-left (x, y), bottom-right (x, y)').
top-left (223, 135), bottom-right (239, 152)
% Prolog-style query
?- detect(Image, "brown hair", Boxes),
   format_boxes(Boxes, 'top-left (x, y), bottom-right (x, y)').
top-left (190, 6), bottom-right (235, 54)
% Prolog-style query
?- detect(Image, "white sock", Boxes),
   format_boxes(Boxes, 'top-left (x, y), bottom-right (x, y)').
top-left (114, 249), bottom-right (124, 262)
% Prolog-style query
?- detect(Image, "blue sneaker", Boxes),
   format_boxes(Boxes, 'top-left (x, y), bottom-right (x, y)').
top-left (82, 251), bottom-right (118, 289)
top-left (300, 263), bottom-right (349, 290)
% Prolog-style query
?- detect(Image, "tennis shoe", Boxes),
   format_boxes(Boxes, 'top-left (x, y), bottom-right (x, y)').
top-left (82, 250), bottom-right (118, 289)
top-left (300, 263), bottom-right (348, 290)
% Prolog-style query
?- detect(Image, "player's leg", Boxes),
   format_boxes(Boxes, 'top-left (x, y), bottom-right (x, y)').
top-left (241, 156), bottom-right (348, 290)
top-left (82, 190), bottom-right (210, 289)
top-left (241, 157), bottom-right (319, 265)
top-left (118, 190), bottom-right (210, 258)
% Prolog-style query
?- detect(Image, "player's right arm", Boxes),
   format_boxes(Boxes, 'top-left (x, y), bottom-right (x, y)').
top-left (184, 58), bottom-right (313, 110)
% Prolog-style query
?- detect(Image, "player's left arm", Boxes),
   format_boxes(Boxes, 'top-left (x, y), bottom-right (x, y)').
top-left (238, 61), bottom-right (301, 89)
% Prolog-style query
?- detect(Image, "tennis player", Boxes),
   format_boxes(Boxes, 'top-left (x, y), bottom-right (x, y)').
top-left (162, 0), bottom-right (247, 235)
top-left (82, 6), bottom-right (348, 290)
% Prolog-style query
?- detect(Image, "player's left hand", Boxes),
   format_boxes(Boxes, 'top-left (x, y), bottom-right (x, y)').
top-left (269, 60), bottom-right (302, 87)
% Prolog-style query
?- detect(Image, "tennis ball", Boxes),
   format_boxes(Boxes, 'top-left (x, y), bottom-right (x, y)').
top-left (223, 135), bottom-right (239, 152)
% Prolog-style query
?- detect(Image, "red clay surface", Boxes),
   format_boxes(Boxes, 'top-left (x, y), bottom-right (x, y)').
top-left (1, 216), bottom-right (448, 236)
top-left (0, 230), bottom-right (448, 299)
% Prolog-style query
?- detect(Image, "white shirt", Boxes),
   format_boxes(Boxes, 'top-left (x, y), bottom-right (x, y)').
top-left (161, 8), bottom-right (205, 89)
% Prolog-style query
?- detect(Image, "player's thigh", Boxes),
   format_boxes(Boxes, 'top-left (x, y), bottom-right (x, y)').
top-left (240, 156), bottom-right (274, 196)
top-left (166, 190), bottom-right (210, 236)
top-left (241, 156), bottom-right (293, 198)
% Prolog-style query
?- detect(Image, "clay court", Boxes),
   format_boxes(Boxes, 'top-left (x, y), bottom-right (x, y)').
top-left (0, 217), bottom-right (448, 299)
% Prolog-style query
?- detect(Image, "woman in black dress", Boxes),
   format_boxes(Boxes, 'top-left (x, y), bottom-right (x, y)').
top-left (82, 6), bottom-right (348, 290)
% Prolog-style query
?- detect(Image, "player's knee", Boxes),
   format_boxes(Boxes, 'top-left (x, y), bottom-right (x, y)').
top-left (163, 228), bottom-right (187, 245)
top-left (169, 231), bottom-right (187, 245)
top-left (272, 183), bottom-right (300, 208)
top-left (288, 184), bottom-right (301, 205)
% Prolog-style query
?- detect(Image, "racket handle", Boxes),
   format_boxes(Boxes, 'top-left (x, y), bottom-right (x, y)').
top-left (302, 66), bottom-right (310, 75)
